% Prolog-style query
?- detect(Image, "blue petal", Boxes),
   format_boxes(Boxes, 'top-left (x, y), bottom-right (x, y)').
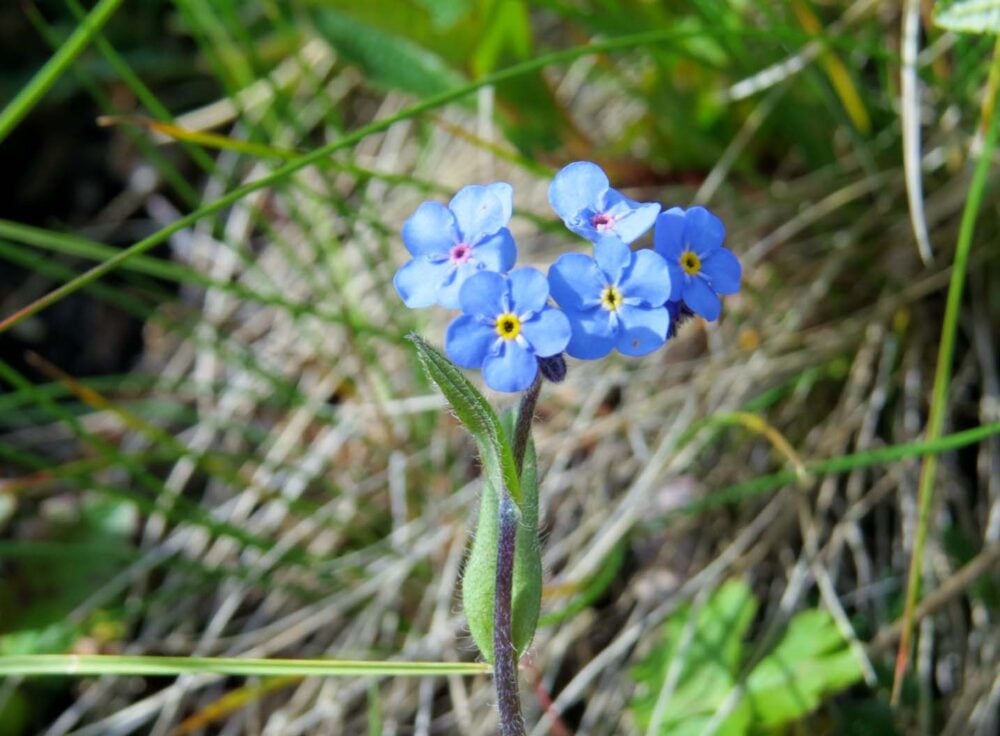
top-left (565, 220), bottom-right (600, 243)
top-left (394, 257), bottom-right (452, 308)
top-left (486, 182), bottom-right (514, 224)
top-left (473, 228), bottom-right (517, 273)
top-left (563, 307), bottom-right (616, 360)
top-left (402, 202), bottom-right (458, 256)
top-left (520, 307), bottom-right (571, 357)
top-left (549, 253), bottom-right (605, 310)
top-left (683, 277), bottom-right (721, 321)
top-left (615, 304), bottom-right (669, 356)
top-left (666, 261), bottom-right (685, 302)
top-left (509, 268), bottom-right (549, 315)
top-left (548, 161), bottom-right (608, 222)
top-left (602, 191), bottom-right (660, 244)
top-left (437, 261), bottom-right (481, 310)
top-left (445, 315), bottom-right (496, 368)
top-left (594, 237), bottom-right (631, 284)
top-left (458, 269), bottom-right (507, 317)
top-left (701, 247), bottom-right (742, 294)
top-left (652, 207), bottom-right (686, 260)
top-left (620, 249), bottom-right (671, 306)
top-left (482, 341), bottom-right (538, 392)
top-left (450, 184), bottom-right (510, 244)
top-left (684, 206), bottom-right (725, 256)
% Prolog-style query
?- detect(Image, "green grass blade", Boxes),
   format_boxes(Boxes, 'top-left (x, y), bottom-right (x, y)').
top-left (679, 421), bottom-right (1000, 517)
top-left (892, 35), bottom-right (1000, 705)
top-left (0, 654), bottom-right (490, 678)
top-left (0, 0), bottom-right (125, 144)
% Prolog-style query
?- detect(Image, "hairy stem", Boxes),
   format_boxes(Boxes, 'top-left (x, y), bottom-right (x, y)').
top-left (494, 490), bottom-right (525, 735)
top-left (512, 374), bottom-right (541, 477)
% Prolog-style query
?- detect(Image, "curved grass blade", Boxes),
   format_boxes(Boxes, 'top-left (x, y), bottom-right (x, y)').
top-left (0, 26), bottom-right (706, 336)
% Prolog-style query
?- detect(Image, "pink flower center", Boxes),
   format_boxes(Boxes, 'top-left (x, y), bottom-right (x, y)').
top-left (591, 212), bottom-right (616, 232)
top-left (449, 243), bottom-right (472, 264)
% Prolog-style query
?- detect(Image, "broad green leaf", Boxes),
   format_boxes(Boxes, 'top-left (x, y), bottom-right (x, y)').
top-left (934, 0), bottom-right (1000, 33)
top-left (313, 9), bottom-right (466, 96)
top-left (631, 583), bottom-right (864, 734)
top-left (744, 610), bottom-right (864, 727)
top-left (630, 580), bottom-right (756, 732)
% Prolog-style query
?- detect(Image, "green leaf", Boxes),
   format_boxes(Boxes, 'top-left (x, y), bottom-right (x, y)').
top-left (406, 334), bottom-right (520, 505)
top-left (313, 9), bottom-right (466, 96)
top-left (462, 410), bottom-right (542, 662)
top-left (630, 580), bottom-right (756, 732)
top-left (407, 335), bottom-right (537, 662)
top-left (631, 582), bottom-right (864, 734)
top-left (934, 0), bottom-right (1000, 33)
top-left (744, 610), bottom-right (864, 727)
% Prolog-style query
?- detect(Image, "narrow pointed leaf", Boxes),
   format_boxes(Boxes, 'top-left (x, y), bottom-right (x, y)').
top-left (406, 334), bottom-right (520, 504)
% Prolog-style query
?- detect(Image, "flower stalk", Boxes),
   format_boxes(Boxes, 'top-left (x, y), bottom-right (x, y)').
top-left (512, 374), bottom-right (541, 475)
top-left (494, 489), bottom-right (526, 736)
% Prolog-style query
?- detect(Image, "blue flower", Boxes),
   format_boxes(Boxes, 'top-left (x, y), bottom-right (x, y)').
top-left (548, 238), bottom-right (672, 360)
top-left (394, 182), bottom-right (517, 309)
top-left (652, 206), bottom-right (741, 322)
top-left (445, 269), bottom-right (571, 393)
top-left (548, 161), bottom-right (660, 245)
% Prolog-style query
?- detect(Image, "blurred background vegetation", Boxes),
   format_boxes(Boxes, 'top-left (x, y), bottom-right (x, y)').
top-left (0, 1), bottom-right (998, 734)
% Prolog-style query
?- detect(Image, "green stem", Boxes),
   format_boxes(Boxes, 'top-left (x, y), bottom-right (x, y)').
top-left (892, 35), bottom-right (1000, 706)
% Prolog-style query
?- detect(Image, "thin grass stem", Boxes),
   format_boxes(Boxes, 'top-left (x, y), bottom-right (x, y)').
top-left (0, 655), bottom-right (490, 678)
top-left (0, 0), bottom-right (125, 144)
top-left (891, 35), bottom-right (1000, 705)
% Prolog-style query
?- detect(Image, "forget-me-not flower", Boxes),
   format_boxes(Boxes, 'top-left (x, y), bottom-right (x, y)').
top-left (548, 161), bottom-right (660, 245)
top-left (394, 183), bottom-right (517, 309)
top-left (445, 269), bottom-right (571, 393)
top-left (548, 238), bottom-right (672, 360)
top-left (653, 206), bottom-right (742, 322)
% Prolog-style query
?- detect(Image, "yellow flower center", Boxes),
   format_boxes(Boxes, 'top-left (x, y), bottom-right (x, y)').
top-left (600, 285), bottom-right (623, 312)
top-left (495, 313), bottom-right (522, 340)
top-left (680, 250), bottom-right (701, 276)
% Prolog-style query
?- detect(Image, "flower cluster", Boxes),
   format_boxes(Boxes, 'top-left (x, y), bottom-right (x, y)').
top-left (394, 162), bottom-right (742, 392)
